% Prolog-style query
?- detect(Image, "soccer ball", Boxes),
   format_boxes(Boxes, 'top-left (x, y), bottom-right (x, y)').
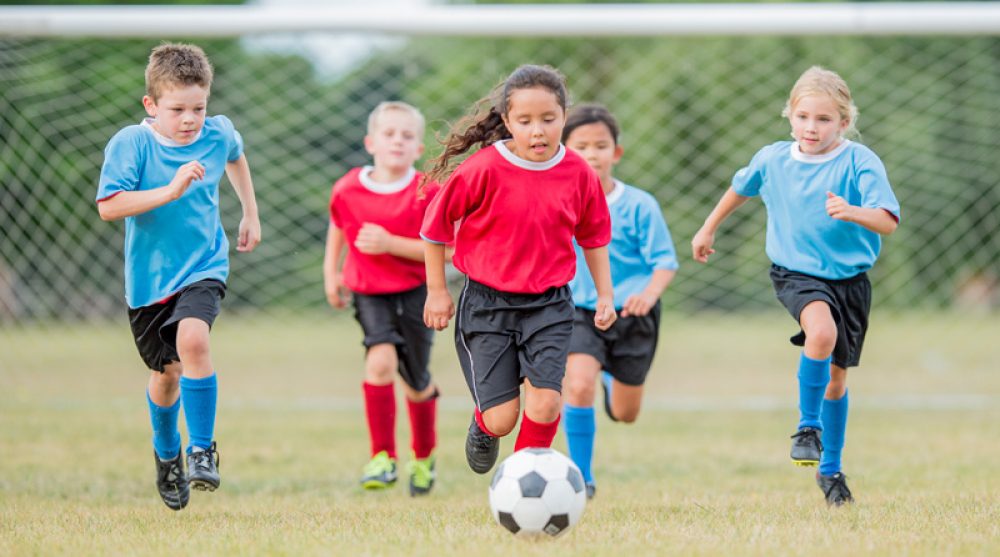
top-left (488, 448), bottom-right (587, 537)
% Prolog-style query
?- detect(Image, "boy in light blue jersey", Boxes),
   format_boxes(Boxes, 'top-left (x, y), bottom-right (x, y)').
top-left (693, 67), bottom-right (900, 506)
top-left (96, 43), bottom-right (260, 510)
top-left (561, 104), bottom-right (678, 498)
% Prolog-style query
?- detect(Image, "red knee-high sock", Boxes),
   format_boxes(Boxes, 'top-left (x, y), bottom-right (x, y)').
top-left (514, 411), bottom-right (561, 451)
top-left (363, 382), bottom-right (396, 458)
top-left (407, 394), bottom-right (437, 459)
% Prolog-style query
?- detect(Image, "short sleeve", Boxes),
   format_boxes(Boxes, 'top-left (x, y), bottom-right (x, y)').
top-left (856, 149), bottom-right (900, 221)
top-left (328, 183), bottom-right (342, 227)
top-left (574, 171), bottom-right (611, 249)
top-left (215, 115), bottom-right (244, 162)
top-left (420, 167), bottom-right (479, 244)
top-left (636, 193), bottom-right (679, 271)
top-left (97, 128), bottom-right (143, 202)
top-left (731, 146), bottom-right (770, 197)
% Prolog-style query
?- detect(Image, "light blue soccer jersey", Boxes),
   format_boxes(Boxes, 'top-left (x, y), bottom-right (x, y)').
top-left (569, 180), bottom-right (678, 310)
top-left (97, 115), bottom-right (244, 308)
top-left (731, 140), bottom-right (900, 280)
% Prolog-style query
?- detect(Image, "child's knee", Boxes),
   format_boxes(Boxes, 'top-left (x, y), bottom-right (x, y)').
top-left (563, 372), bottom-right (596, 405)
top-left (175, 322), bottom-right (211, 359)
top-left (526, 391), bottom-right (561, 423)
top-left (364, 344), bottom-right (397, 382)
top-left (483, 410), bottom-right (517, 437)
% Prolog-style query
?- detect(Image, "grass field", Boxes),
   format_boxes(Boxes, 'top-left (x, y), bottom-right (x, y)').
top-left (2, 313), bottom-right (999, 556)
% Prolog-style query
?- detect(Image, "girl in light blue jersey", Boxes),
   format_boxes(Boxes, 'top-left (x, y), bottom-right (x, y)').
top-left (561, 104), bottom-right (678, 499)
top-left (692, 66), bottom-right (900, 507)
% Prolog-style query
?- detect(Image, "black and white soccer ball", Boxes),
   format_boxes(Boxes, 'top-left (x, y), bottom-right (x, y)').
top-left (488, 448), bottom-right (587, 537)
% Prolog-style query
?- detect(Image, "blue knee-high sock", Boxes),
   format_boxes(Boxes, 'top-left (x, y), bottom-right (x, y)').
top-left (797, 353), bottom-right (831, 430)
top-left (147, 392), bottom-right (181, 460)
top-left (563, 404), bottom-right (596, 484)
top-left (180, 374), bottom-right (217, 452)
top-left (819, 391), bottom-right (849, 475)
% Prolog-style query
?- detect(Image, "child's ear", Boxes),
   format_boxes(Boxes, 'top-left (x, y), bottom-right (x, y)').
top-left (613, 144), bottom-right (624, 164)
top-left (417, 142), bottom-right (425, 158)
top-left (363, 134), bottom-right (375, 155)
top-left (142, 95), bottom-right (157, 117)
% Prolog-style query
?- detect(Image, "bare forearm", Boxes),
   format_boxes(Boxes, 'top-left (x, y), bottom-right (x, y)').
top-left (848, 207), bottom-right (898, 235)
top-left (97, 187), bottom-right (177, 221)
top-left (583, 246), bottom-right (614, 298)
top-left (387, 236), bottom-right (426, 262)
top-left (424, 242), bottom-right (448, 292)
top-left (226, 155), bottom-right (258, 218)
top-left (642, 269), bottom-right (676, 300)
top-left (702, 188), bottom-right (749, 233)
top-left (323, 225), bottom-right (346, 282)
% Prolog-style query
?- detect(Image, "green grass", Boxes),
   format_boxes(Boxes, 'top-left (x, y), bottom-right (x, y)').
top-left (2, 313), bottom-right (999, 556)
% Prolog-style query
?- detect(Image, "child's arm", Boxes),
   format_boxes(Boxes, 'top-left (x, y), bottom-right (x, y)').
top-left (97, 161), bottom-right (205, 221)
top-left (583, 246), bottom-right (617, 331)
top-left (692, 187), bottom-right (750, 263)
top-left (826, 192), bottom-right (899, 235)
top-left (621, 269), bottom-right (676, 318)
top-left (423, 241), bottom-right (454, 331)
top-left (354, 223), bottom-right (426, 261)
top-left (225, 154), bottom-right (261, 252)
top-left (323, 224), bottom-right (350, 309)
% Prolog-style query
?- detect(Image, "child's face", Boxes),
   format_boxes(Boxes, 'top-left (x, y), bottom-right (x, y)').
top-left (364, 110), bottom-right (424, 172)
top-left (142, 84), bottom-right (209, 146)
top-left (789, 94), bottom-right (849, 155)
top-left (502, 87), bottom-right (566, 163)
top-left (565, 122), bottom-right (623, 185)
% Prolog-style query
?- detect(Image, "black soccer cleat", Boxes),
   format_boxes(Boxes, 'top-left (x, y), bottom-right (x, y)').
top-left (154, 447), bottom-right (190, 511)
top-left (790, 427), bottom-right (823, 466)
top-left (816, 472), bottom-right (854, 507)
top-left (187, 441), bottom-right (221, 492)
top-left (465, 415), bottom-right (499, 474)
top-left (600, 372), bottom-right (618, 422)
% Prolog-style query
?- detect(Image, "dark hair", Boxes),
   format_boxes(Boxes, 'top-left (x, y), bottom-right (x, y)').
top-left (562, 103), bottom-right (620, 144)
top-left (423, 64), bottom-right (569, 187)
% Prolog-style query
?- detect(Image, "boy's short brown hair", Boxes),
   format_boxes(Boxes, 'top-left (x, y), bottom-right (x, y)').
top-left (145, 43), bottom-right (214, 101)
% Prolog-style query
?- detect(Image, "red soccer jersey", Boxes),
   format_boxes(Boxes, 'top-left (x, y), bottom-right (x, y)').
top-left (421, 142), bottom-right (611, 294)
top-left (329, 167), bottom-right (440, 295)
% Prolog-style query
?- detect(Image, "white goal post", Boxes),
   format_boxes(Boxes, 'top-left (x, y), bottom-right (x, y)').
top-left (2, 3), bottom-right (1000, 37)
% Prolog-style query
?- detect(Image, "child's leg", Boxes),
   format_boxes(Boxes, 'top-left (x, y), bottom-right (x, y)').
top-left (480, 398), bottom-right (520, 437)
top-left (563, 354), bottom-right (599, 484)
top-left (607, 379), bottom-right (645, 424)
top-left (797, 301), bottom-right (836, 430)
top-left (515, 380), bottom-right (561, 451)
top-left (176, 317), bottom-right (217, 452)
top-left (364, 343), bottom-right (398, 458)
top-left (148, 363), bottom-right (183, 459)
top-left (820, 366), bottom-right (849, 475)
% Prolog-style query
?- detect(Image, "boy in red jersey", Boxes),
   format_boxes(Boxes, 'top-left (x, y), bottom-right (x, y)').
top-left (324, 101), bottom-right (441, 495)
top-left (421, 65), bottom-right (617, 475)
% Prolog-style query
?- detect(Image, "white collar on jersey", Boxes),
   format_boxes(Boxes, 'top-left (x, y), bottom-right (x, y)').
top-left (140, 118), bottom-right (203, 147)
top-left (494, 140), bottom-right (566, 171)
top-left (606, 179), bottom-right (626, 206)
top-left (359, 166), bottom-right (416, 194)
top-left (790, 139), bottom-right (852, 164)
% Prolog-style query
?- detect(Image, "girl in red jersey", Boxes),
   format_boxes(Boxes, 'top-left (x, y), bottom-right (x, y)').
top-left (420, 65), bottom-right (617, 474)
top-left (325, 101), bottom-right (440, 495)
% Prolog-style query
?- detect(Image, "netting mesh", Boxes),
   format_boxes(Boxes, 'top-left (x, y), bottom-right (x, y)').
top-left (2, 33), bottom-right (999, 325)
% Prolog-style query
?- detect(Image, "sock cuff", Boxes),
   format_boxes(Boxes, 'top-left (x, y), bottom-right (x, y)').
top-left (800, 352), bottom-right (832, 365)
top-left (824, 390), bottom-right (850, 404)
top-left (179, 373), bottom-right (217, 390)
top-left (147, 391), bottom-right (181, 410)
top-left (363, 381), bottom-right (395, 396)
top-left (406, 394), bottom-right (437, 409)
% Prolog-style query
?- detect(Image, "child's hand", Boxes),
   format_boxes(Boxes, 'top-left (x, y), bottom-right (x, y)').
top-left (621, 292), bottom-right (657, 318)
top-left (355, 223), bottom-right (392, 254)
top-left (169, 161), bottom-right (205, 200)
top-left (594, 296), bottom-right (617, 331)
top-left (691, 227), bottom-right (716, 263)
top-left (826, 192), bottom-right (856, 222)
top-left (325, 273), bottom-right (350, 309)
top-left (237, 214), bottom-right (261, 252)
top-left (423, 288), bottom-right (454, 331)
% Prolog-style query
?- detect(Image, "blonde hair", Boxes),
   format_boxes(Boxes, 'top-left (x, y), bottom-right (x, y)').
top-left (782, 66), bottom-right (859, 138)
top-left (145, 43), bottom-right (213, 101)
top-left (367, 101), bottom-right (425, 136)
